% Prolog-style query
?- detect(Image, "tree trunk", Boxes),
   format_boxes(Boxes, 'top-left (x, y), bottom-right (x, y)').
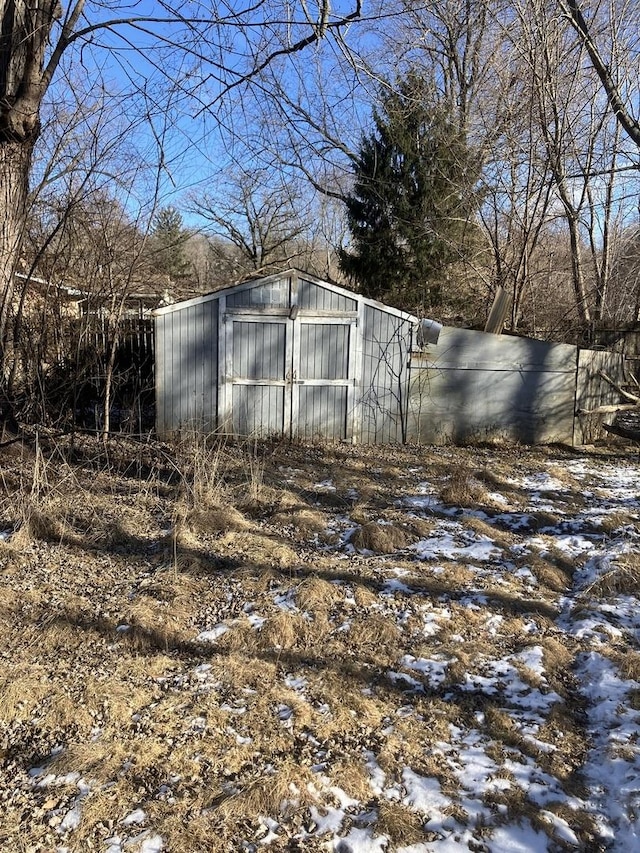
top-left (0, 137), bottom-right (33, 381)
top-left (565, 213), bottom-right (591, 326)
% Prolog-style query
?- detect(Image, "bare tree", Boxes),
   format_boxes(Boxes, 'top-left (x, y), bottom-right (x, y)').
top-left (558, 0), bottom-right (640, 149)
top-left (0, 0), bottom-right (363, 391)
top-left (192, 168), bottom-right (314, 275)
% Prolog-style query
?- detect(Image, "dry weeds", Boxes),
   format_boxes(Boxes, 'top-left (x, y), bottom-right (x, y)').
top-left (0, 432), bottom-right (637, 852)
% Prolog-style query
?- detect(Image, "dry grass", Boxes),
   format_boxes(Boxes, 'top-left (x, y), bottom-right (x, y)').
top-left (295, 575), bottom-right (342, 611)
top-left (349, 521), bottom-right (410, 553)
top-left (217, 530), bottom-right (299, 568)
top-left (377, 799), bottom-right (426, 845)
top-left (0, 433), bottom-right (637, 852)
top-left (440, 466), bottom-right (491, 508)
top-left (583, 554), bottom-right (640, 597)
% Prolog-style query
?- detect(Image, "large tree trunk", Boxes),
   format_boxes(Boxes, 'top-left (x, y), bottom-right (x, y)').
top-left (1, 0), bottom-right (63, 381)
top-left (0, 137), bottom-right (33, 377)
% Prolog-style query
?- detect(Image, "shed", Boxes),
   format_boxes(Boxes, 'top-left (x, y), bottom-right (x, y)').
top-left (154, 269), bottom-right (626, 446)
top-left (154, 269), bottom-right (417, 443)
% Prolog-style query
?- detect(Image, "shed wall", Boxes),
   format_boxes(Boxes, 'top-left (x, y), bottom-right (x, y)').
top-left (407, 328), bottom-right (577, 444)
top-left (359, 306), bottom-right (412, 443)
top-left (155, 298), bottom-right (218, 436)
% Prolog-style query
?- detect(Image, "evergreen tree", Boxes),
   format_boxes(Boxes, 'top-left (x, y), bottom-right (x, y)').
top-left (340, 73), bottom-right (482, 313)
top-left (149, 207), bottom-right (192, 282)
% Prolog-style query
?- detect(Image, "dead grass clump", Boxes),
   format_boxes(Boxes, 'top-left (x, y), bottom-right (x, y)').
top-left (348, 614), bottom-right (401, 657)
top-left (410, 563), bottom-right (474, 595)
top-left (539, 636), bottom-right (574, 678)
top-left (349, 521), bottom-right (409, 554)
top-left (213, 620), bottom-right (258, 653)
top-left (596, 513), bottom-right (638, 535)
top-left (406, 517), bottom-right (437, 539)
top-left (16, 506), bottom-right (67, 544)
top-left (583, 556), bottom-right (640, 597)
top-left (327, 760), bottom-right (373, 803)
top-left (442, 649), bottom-right (472, 687)
top-left (272, 506), bottom-right (329, 535)
top-left (238, 482), bottom-right (297, 517)
top-left (483, 705), bottom-right (524, 751)
top-left (186, 504), bottom-right (250, 535)
top-left (295, 576), bottom-right (342, 612)
top-left (378, 724), bottom-right (449, 784)
top-left (48, 741), bottom-right (129, 784)
top-left (440, 467), bottom-right (490, 508)
top-left (152, 806), bottom-right (222, 853)
top-left (211, 761), bottom-right (317, 823)
top-left (35, 617), bottom-right (87, 656)
top-left (257, 611), bottom-right (306, 650)
top-left (528, 555), bottom-right (572, 592)
top-left (353, 584), bottom-right (380, 608)
top-left (137, 571), bottom-right (207, 606)
top-left (418, 698), bottom-right (460, 738)
top-left (120, 599), bottom-right (193, 653)
top-left (232, 566), bottom-right (283, 594)
top-left (41, 690), bottom-right (94, 732)
top-left (218, 531), bottom-right (299, 569)
top-left (0, 584), bottom-right (19, 618)
top-left (377, 799), bottom-right (426, 845)
top-left (174, 434), bottom-right (230, 505)
top-left (83, 676), bottom-right (157, 734)
top-left (0, 668), bottom-right (49, 722)
top-left (544, 805), bottom-right (601, 850)
top-left (617, 648), bottom-right (640, 682)
top-left (536, 706), bottom-right (589, 786)
top-left (310, 672), bottom-right (386, 735)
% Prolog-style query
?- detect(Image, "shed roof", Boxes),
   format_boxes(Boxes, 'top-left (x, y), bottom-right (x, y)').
top-left (152, 268), bottom-right (420, 323)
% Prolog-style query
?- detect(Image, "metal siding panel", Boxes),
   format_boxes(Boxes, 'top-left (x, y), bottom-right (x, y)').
top-left (233, 322), bottom-right (286, 380)
top-left (178, 310), bottom-right (190, 429)
top-left (299, 386), bottom-right (347, 439)
top-left (165, 314), bottom-right (175, 432)
top-left (299, 324), bottom-right (350, 380)
top-left (227, 280), bottom-right (289, 308)
top-left (359, 307), bottom-right (410, 444)
top-left (211, 300), bottom-right (219, 430)
top-left (202, 300), bottom-right (217, 432)
top-left (193, 302), bottom-right (204, 427)
top-left (298, 278), bottom-right (357, 312)
top-left (407, 327), bottom-right (577, 444)
top-left (155, 315), bottom-right (166, 436)
top-left (233, 386), bottom-right (285, 435)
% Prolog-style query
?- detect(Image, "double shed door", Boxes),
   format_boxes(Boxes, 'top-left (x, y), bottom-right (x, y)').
top-left (226, 314), bottom-right (357, 440)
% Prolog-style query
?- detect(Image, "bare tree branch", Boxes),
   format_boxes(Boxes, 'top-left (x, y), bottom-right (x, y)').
top-left (558, 0), bottom-right (640, 150)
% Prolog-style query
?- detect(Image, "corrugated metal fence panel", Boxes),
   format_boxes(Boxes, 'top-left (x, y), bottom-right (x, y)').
top-left (359, 306), bottom-right (412, 444)
top-left (299, 324), bottom-right (349, 380)
top-left (298, 278), bottom-right (358, 312)
top-left (574, 349), bottom-right (626, 444)
top-left (155, 299), bottom-right (219, 436)
top-left (226, 278), bottom-right (290, 308)
top-left (408, 327), bottom-right (577, 444)
top-left (233, 321), bottom-right (286, 380)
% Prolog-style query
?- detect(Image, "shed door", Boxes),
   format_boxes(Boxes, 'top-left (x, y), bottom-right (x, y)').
top-left (228, 317), bottom-right (291, 437)
top-left (226, 315), bottom-right (356, 439)
top-left (292, 318), bottom-right (355, 440)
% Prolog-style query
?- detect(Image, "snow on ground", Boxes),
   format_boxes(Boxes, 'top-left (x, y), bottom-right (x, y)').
top-left (6, 443), bottom-right (640, 852)
top-left (285, 451), bottom-right (640, 852)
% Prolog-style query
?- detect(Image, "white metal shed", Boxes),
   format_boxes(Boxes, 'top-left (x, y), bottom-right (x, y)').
top-left (153, 269), bottom-right (418, 443)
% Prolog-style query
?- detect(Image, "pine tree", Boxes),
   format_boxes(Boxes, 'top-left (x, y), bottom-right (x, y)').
top-left (340, 73), bottom-right (482, 313)
top-left (149, 207), bottom-right (192, 282)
